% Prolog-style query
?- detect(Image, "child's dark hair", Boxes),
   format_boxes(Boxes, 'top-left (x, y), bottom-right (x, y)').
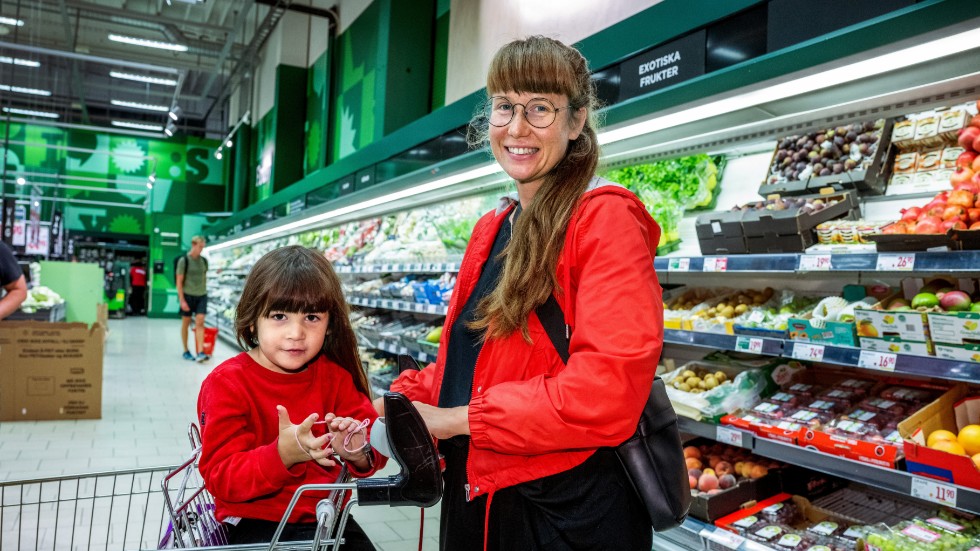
top-left (235, 245), bottom-right (370, 396)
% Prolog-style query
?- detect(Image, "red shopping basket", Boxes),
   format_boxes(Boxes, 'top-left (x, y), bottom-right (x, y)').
top-left (198, 326), bottom-right (218, 355)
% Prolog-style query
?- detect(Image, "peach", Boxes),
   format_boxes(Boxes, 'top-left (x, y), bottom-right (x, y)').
top-left (685, 457), bottom-right (703, 470)
top-left (707, 488), bottom-right (723, 495)
top-left (698, 473), bottom-right (719, 492)
top-left (719, 474), bottom-right (737, 489)
top-left (707, 454), bottom-right (722, 468)
top-left (689, 475), bottom-right (698, 489)
top-left (688, 468), bottom-right (703, 480)
top-left (749, 465), bottom-right (769, 479)
top-left (702, 468), bottom-right (716, 477)
top-left (715, 461), bottom-right (734, 477)
top-left (684, 446), bottom-right (702, 460)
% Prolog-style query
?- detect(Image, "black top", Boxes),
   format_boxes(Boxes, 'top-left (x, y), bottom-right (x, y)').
top-left (438, 204), bottom-right (520, 408)
top-left (0, 242), bottom-right (22, 287)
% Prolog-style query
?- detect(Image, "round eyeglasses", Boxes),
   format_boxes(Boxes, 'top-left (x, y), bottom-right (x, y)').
top-left (485, 97), bottom-right (572, 129)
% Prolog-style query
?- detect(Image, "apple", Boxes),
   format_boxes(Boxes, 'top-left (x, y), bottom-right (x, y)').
top-left (961, 151), bottom-right (980, 169)
top-left (973, 155), bottom-right (980, 173)
top-left (974, 133), bottom-right (980, 154)
top-left (951, 166), bottom-right (976, 186)
top-left (960, 126), bottom-right (980, 150)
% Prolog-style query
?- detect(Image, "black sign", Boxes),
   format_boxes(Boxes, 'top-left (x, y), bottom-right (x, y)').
top-left (288, 196), bottom-right (306, 215)
top-left (618, 30), bottom-right (706, 102)
top-left (1, 198), bottom-right (14, 245)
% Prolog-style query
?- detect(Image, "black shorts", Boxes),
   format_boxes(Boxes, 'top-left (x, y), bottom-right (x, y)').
top-left (181, 294), bottom-right (208, 317)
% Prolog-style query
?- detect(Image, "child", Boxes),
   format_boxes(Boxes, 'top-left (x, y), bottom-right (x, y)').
top-left (197, 245), bottom-right (384, 548)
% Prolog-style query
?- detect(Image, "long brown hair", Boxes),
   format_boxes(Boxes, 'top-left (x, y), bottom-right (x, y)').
top-left (468, 36), bottom-right (601, 341)
top-left (235, 245), bottom-right (370, 397)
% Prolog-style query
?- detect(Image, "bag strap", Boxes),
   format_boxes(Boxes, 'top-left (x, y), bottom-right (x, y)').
top-left (536, 294), bottom-right (570, 364)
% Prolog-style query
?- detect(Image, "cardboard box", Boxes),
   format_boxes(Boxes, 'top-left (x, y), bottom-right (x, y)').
top-left (684, 437), bottom-right (783, 522)
top-left (786, 315), bottom-right (857, 347)
top-left (0, 321), bottom-right (105, 421)
top-left (934, 342), bottom-right (980, 362)
top-left (899, 384), bottom-right (980, 489)
top-left (926, 311), bottom-right (980, 346)
top-left (853, 284), bottom-right (932, 353)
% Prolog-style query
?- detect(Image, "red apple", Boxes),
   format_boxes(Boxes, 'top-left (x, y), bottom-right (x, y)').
top-left (973, 133), bottom-right (980, 153)
top-left (973, 155), bottom-right (980, 173)
top-left (960, 126), bottom-right (980, 150)
top-left (959, 151), bottom-right (980, 169)
top-left (951, 166), bottom-right (976, 186)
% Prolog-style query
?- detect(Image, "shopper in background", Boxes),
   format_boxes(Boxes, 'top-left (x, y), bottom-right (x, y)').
top-left (0, 242), bottom-right (28, 320)
top-left (382, 36), bottom-right (664, 550)
top-left (197, 245), bottom-right (383, 548)
top-left (177, 235), bottom-right (209, 361)
top-left (129, 262), bottom-right (147, 315)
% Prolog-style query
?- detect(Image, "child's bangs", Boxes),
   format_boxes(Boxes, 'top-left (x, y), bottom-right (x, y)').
top-left (261, 270), bottom-right (331, 314)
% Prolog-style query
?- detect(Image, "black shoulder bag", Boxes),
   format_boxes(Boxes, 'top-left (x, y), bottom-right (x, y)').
top-left (536, 295), bottom-right (691, 532)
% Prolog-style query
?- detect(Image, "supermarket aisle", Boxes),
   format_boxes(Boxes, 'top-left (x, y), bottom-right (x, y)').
top-left (0, 317), bottom-right (439, 551)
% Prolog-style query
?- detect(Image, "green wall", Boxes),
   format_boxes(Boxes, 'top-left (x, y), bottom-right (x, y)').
top-left (306, 47), bottom-right (332, 176)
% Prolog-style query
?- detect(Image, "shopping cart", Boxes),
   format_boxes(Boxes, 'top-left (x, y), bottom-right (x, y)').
top-left (0, 392), bottom-right (442, 551)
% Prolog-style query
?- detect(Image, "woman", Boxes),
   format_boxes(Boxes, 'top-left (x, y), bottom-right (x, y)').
top-left (384, 36), bottom-right (663, 550)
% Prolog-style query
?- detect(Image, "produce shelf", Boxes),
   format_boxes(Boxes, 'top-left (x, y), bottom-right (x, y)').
top-left (348, 296), bottom-right (448, 315)
top-left (371, 337), bottom-right (436, 364)
top-left (677, 417), bottom-right (980, 516)
top-left (663, 329), bottom-right (980, 384)
top-left (334, 261), bottom-right (461, 274)
top-left (652, 517), bottom-right (715, 551)
top-left (655, 250), bottom-right (980, 273)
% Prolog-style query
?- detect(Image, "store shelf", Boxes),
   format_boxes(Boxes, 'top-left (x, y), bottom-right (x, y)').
top-left (663, 329), bottom-right (980, 384)
top-left (335, 261), bottom-right (461, 274)
top-left (677, 417), bottom-right (980, 516)
top-left (371, 337), bottom-right (436, 364)
top-left (348, 296), bottom-right (448, 315)
top-left (656, 251), bottom-right (980, 274)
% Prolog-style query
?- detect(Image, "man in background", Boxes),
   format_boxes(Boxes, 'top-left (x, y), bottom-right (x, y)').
top-left (129, 262), bottom-right (147, 315)
top-left (177, 236), bottom-right (209, 362)
top-left (0, 242), bottom-right (27, 320)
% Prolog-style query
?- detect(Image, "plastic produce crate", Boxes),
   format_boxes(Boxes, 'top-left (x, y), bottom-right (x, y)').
top-left (5, 302), bottom-right (66, 322)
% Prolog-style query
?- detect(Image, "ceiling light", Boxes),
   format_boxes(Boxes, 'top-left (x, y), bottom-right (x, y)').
top-left (0, 56), bottom-right (39, 68)
top-left (110, 99), bottom-right (169, 112)
top-left (206, 163), bottom-right (503, 252)
top-left (146, 182), bottom-right (153, 189)
top-left (148, 173), bottom-right (156, 183)
top-left (109, 71), bottom-right (177, 86)
top-left (164, 121), bottom-right (176, 137)
top-left (0, 84), bottom-right (51, 96)
top-left (108, 34), bottom-right (188, 52)
top-left (112, 120), bottom-right (164, 132)
top-left (214, 149), bottom-right (223, 160)
top-left (3, 107), bottom-right (59, 119)
top-left (0, 17), bottom-right (24, 26)
top-left (225, 140), bottom-right (233, 148)
top-left (599, 27), bottom-right (980, 146)
top-left (15, 177), bottom-right (26, 185)
top-left (168, 104), bottom-right (182, 121)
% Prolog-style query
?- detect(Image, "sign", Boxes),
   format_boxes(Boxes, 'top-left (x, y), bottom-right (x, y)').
top-left (12, 220), bottom-right (26, 246)
top-left (911, 476), bottom-right (957, 508)
top-left (50, 209), bottom-right (64, 257)
top-left (792, 342), bottom-right (825, 362)
top-left (717, 426), bottom-right (744, 447)
top-left (288, 196), bottom-right (306, 215)
top-left (735, 336), bottom-right (764, 354)
top-left (799, 255), bottom-right (832, 271)
top-left (24, 225), bottom-right (50, 256)
top-left (858, 350), bottom-right (897, 372)
top-left (618, 30), bottom-right (706, 101)
top-left (876, 253), bottom-right (915, 271)
top-left (28, 188), bottom-right (41, 247)
top-left (703, 257), bottom-right (728, 272)
top-left (667, 258), bottom-right (690, 272)
top-left (1, 198), bottom-right (15, 244)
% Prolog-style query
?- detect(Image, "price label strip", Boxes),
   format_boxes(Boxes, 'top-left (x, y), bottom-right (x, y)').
top-left (703, 257), bottom-right (728, 272)
top-left (735, 336), bottom-right (765, 355)
top-left (911, 476), bottom-right (958, 508)
top-left (798, 254), bottom-right (832, 271)
top-left (668, 258), bottom-right (691, 272)
top-left (858, 350), bottom-right (897, 372)
top-left (717, 426), bottom-right (745, 448)
top-left (792, 342), bottom-right (825, 362)
top-left (702, 529), bottom-right (746, 549)
top-left (876, 253), bottom-right (915, 271)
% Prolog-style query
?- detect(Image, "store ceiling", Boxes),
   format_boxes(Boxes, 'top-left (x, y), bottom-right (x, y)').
top-left (0, 0), bottom-right (327, 138)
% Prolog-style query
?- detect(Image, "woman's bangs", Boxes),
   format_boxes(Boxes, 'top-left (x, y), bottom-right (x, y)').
top-left (487, 48), bottom-right (576, 98)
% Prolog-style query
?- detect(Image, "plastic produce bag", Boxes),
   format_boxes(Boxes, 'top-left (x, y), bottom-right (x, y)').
top-left (662, 361), bottom-right (769, 421)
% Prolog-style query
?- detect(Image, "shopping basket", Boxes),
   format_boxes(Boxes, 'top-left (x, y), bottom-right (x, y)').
top-left (197, 327), bottom-right (218, 356)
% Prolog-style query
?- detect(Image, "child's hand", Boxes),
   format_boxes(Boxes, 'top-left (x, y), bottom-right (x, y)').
top-left (323, 413), bottom-right (372, 469)
top-left (276, 405), bottom-right (336, 468)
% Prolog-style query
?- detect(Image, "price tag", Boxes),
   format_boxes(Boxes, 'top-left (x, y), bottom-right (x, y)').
top-left (716, 426), bottom-right (744, 448)
top-left (667, 258), bottom-right (690, 272)
top-left (367, 299), bottom-right (377, 307)
top-left (399, 346), bottom-right (409, 355)
top-left (798, 254), bottom-right (832, 271)
top-left (911, 476), bottom-right (958, 508)
top-left (858, 350), bottom-right (898, 372)
top-left (702, 257), bottom-right (728, 272)
top-left (876, 253), bottom-right (915, 271)
top-left (735, 336), bottom-right (764, 354)
top-left (703, 529), bottom-right (746, 549)
top-left (426, 304), bottom-right (439, 314)
top-left (792, 342), bottom-right (825, 362)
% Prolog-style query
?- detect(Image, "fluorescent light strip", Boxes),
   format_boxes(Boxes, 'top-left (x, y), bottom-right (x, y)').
top-left (111, 99), bottom-right (169, 112)
top-left (0, 56), bottom-right (39, 68)
top-left (0, 17), bottom-right (24, 26)
top-left (3, 107), bottom-right (59, 119)
top-left (206, 163), bottom-right (503, 253)
top-left (108, 34), bottom-right (188, 52)
top-left (598, 27), bottom-right (980, 146)
top-left (0, 84), bottom-right (51, 96)
top-left (109, 71), bottom-right (177, 86)
top-left (111, 120), bottom-right (164, 131)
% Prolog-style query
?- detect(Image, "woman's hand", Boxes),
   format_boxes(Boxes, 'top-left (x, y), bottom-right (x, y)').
top-left (276, 405), bottom-right (336, 468)
top-left (413, 402), bottom-right (470, 440)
